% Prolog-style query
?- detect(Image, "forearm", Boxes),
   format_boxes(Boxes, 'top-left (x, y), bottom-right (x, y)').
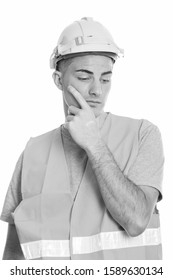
top-left (85, 139), bottom-right (150, 237)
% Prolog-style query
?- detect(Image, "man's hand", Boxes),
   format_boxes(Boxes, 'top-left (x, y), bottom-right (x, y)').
top-left (64, 85), bottom-right (102, 150)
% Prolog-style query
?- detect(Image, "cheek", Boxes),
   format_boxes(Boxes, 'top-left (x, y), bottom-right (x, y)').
top-left (102, 83), bottom-right (111, 100)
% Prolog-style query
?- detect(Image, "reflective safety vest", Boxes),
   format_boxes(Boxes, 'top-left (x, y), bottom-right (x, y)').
top-left (13, 113), bottom-right (162, 259)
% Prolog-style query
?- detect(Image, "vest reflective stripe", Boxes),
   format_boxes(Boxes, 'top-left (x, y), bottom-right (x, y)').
top-left (73, 228), bottom-right (161, 255)
top-left (21, 228), bottom-right (161, 259)
top-left (21, 240), bottom-right (70, 260)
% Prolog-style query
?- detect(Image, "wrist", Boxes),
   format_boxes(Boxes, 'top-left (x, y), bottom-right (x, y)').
top-left (85, 136), bottom-right (106, 156)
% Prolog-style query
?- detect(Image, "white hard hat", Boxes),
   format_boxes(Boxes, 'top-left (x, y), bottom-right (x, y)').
top-left (50, 17), bottom-right (124, 69)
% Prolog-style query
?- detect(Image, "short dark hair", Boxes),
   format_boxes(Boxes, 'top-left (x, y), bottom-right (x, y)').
top-left (56, 58), bottom-right (74, 72)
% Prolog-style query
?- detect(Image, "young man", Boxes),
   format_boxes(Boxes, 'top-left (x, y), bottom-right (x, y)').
top-left (1, 18), bottom-right (164, 260)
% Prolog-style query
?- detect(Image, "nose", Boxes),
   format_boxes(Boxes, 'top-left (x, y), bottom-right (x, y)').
top-left (89, 79), bottom-right (102, 97)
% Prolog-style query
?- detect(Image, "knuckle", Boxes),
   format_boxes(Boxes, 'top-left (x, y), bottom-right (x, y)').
top-left (68, 105), bottom-right (73, 111)
top-left (78, 110), bottom-right (83, 117)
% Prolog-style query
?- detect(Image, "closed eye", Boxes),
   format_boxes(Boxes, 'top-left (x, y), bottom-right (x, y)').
top-left (77, 77), bottom-right (90, 81)
top-left (101, 78), bottom-right (111, 83)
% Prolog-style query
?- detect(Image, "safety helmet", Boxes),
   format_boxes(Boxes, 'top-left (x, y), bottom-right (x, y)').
top-left (50, 17), bottom-right (124, 69)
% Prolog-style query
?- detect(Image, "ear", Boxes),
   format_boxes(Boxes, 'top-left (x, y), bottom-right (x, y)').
top-left (52, 71), bottom-right (63, 90)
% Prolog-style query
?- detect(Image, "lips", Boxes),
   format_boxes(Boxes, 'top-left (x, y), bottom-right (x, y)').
top-left (86, 100), bottom-right (102, 104)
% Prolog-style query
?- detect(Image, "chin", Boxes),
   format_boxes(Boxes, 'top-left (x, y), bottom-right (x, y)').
top-left (92, 108), bottom-right (103, 118)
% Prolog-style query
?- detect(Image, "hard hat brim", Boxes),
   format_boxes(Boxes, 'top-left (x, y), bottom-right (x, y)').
top-left (54, 51), bottom-right (118, 69)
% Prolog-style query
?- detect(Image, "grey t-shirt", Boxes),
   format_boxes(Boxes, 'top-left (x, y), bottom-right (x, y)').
top-left (0, 118), bottom-right (164, 224)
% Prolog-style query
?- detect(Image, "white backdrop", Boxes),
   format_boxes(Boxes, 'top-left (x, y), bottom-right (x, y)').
top-left (0, 0), bottom-right (172, 263)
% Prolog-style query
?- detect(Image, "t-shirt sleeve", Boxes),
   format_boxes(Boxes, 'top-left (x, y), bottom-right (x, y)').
top-left (0, 152), bottom-right (24, 224)
top-left (127, 120), bottom-right (164, 202)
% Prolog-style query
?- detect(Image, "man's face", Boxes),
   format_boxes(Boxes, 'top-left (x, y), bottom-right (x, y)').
top-left (60, 55), bottom-right (113, 117)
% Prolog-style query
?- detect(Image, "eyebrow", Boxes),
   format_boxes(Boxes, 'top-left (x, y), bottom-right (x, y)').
top-left (75, 69), bottom-right (112, 75)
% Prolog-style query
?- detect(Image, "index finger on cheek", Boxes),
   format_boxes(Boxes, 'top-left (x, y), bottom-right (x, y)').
top-left (68, 85), bottom-right (88, 109)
